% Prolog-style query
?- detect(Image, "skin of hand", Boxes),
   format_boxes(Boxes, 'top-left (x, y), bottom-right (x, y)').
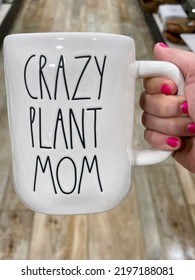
top-left (140, 43), bottom-right (195, 173)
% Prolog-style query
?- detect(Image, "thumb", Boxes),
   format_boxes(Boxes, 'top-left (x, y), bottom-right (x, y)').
top-left (154, 43), bottom-right (195, 80)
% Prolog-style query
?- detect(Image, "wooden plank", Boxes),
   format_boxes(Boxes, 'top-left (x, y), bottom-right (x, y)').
top-left (145, 165), bottom-right (195, 259)
top-left (189, 205), bottom-right (195, 229)
top-left (88, 182), bottom-right (146, 259)
top-left (29, 213), bottom-right (88, 259)
top-left (0, 108), bottom-right (12, 210)
top-left (134, 167), bottom-right (163, 259)
top-left (2, 171), bottom-right (26, 210)
top-left (0, 210), bottom-right (34, 259)
top-left (175, 162), bottom-right (195, 205)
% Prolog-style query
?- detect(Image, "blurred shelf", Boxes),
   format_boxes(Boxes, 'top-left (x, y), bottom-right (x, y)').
top-left (0, 0), bottom-right (22, 47)
top-left (138, 0), bottom-right (191, 50)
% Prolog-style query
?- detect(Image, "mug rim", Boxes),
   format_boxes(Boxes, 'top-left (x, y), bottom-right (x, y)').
top-left (4, 31), bottom-right (134, 43)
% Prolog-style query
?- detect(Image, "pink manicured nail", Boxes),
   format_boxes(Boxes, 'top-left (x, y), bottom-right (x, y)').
top-left (181, 101), bottom-right (189, 114)
top-left (161, 84), bottom-right (171, 95)
top-left (166, 137), bottom-right (178, 148)
top-left (187, 123), bottom-right (195, 134)
top-left (159, 42), bottom-right (168, 48)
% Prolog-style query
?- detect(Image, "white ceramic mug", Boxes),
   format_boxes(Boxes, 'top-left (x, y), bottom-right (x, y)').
top-left (3, 32), bottom-right (184, 214)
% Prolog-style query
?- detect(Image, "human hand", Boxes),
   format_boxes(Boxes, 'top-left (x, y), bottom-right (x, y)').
top-left (140, 43), bottom-right (195, 173)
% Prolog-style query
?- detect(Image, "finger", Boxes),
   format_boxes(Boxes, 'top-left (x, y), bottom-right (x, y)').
top-left (144, 129), bottom-right (182, 151)
top-left (140, 92), bottom-right (187, 117)
top-left (143, 77), bottom-right (177, 95)
top-left (142, 112), bottom-right (193, 137)
top-left (154, 43), bottom-right (195, 121)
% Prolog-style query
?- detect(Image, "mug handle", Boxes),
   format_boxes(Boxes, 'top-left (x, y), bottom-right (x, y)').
top-left (133, 60), bottom-right (185, 166)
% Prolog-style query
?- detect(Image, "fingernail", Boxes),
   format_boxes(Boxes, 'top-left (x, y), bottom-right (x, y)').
top-left (181, 101), bottom-right (189, 114)
top-left (161, 84), bottom-right (171, 95)
top-left (166, 137), bottom-right (179, 148)
top-left (159, 42), bottom-right (168, 48)
top-left (187, 122), bottom-right (195, 134)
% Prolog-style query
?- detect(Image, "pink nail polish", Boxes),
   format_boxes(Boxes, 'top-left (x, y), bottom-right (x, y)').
top-left (181, 101), bottom-right (188, 114)
top-left (166, 137), bottom-right (178, 148)
top-left (161, 84), bottom-right (171, 95)
top-left (159, 42), bottom-right (168, 48)
top-left (188, 123), bottom-right (195, 134)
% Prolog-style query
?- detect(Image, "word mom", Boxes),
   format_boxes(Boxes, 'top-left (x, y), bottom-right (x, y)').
top-left (33, 155), bottom-right (103, 195)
